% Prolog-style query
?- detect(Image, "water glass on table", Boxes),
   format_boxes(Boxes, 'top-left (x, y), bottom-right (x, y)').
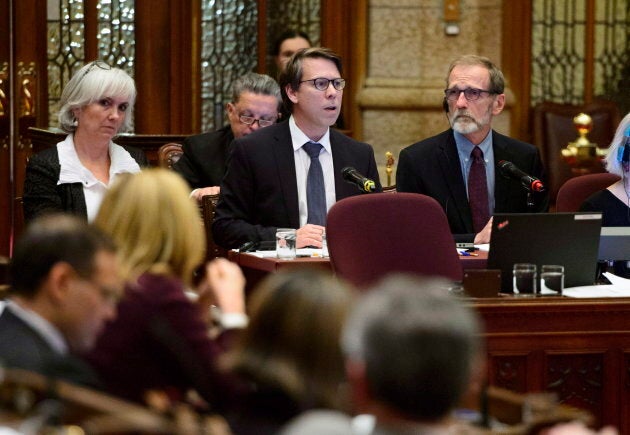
top-left (540, 264), bottom-right (564, 295)
top-left (513, 263), bottom-right (537, 296)
top-left (276, 228), bottom-right (296, 259)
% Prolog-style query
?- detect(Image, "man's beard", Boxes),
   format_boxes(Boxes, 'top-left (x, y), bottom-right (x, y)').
top-left (450, 111), bottom-right (482, 135)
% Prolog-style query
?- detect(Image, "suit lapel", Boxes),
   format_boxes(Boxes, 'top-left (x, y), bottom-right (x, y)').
top-left (271, 123), bottom-right (300, 228)
top-left (492, 131), bottom-right (513, 211)
top-left (438, 132), bottom-right (474, 233)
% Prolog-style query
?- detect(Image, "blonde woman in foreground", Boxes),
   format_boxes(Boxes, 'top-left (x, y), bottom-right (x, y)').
top-left (84, 168), bottom-right (246, 408)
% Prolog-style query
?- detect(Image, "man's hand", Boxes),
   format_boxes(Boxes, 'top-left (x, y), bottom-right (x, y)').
top-left (473, 217), bottom-right (493, 244)
top-left (191, 186), bottom-right (220, 202)
top-left (296, 224), bottom-right (325, 248)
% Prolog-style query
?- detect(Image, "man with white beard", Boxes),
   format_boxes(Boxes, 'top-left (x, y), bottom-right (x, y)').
top-left (396, 55), bottom-right (548, 243)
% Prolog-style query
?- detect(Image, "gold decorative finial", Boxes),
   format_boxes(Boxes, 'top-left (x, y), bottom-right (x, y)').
top-left (385, 151), bottom-right (395, 187)
top-left (561, 112), bottom-right (606, 168)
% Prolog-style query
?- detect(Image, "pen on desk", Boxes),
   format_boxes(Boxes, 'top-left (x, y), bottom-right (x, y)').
top-left (458, 251), bottom-right (478, 257)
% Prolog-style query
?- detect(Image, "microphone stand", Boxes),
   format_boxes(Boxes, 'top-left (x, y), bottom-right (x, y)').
top-left (526, 191), bottom-right (535, 211)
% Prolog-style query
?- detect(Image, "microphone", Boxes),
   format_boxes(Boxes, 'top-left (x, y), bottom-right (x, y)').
top-left (341, 167), bottom-right (377, 193)
top-left (498, 160), bottom-right (545, 192)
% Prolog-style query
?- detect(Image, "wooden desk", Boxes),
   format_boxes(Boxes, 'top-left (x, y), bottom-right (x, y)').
top-left (473, 296), bottom-right (630, 433)
top-left (229, 252), bottom-right (629, 432)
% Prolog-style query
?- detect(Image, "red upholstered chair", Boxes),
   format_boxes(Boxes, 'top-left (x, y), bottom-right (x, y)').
top-left (326, 192), bottom-right (462, 288)
top-left (555, 172), bottom-right (620, 212)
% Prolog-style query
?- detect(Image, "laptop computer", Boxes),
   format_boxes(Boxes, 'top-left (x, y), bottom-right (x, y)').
top-left (487, 212), bottom-right (603, 293)
top-left (598, 227), bottom-right (630, 260)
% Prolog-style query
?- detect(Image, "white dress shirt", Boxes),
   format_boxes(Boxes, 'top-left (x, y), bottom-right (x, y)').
top-left (289, 116), bottom-right (336, 227)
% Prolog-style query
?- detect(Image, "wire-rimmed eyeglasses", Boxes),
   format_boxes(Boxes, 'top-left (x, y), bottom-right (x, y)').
top-left (79, 60), bottom-right (112, 82)
top-left (444, 87), bottom-right (493, 102)
top-left (238, 115), bottom-right (276, 128)
top-left (300, 77), bottom-right (346, 91)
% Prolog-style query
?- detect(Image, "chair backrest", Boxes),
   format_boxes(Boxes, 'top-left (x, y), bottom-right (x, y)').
top-left (157, 142), bottom-right (183, 169)
top-left (533, 100), bottom-right (620, 203)
top-left (555, 172), bottom-right (621, 212)
top-left (200, 194), bottom-right (227, 260)
top-left (326, 192), bottom-right (462, 288)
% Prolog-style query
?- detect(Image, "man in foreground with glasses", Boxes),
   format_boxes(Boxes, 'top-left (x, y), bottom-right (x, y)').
top-left (173, 72), bottom-right (282, 202)
top-left (0, 213), bottom-right (123, 386)
top-left (397, 55), bottom-right (548, 244)
top-left (213, 47), bottom-right (381, 249)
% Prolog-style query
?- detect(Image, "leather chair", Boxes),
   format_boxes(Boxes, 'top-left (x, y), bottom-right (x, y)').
top-left (533, 100), bottom-right (621, 204)
top-left (157, 142), bottom-right (183, 169)
top-left (326, 192), bottom-right (462, 288)
top-left (200, 194), bottom-right (227, 260)
top-left (555, 172), bottom-right (620, 212)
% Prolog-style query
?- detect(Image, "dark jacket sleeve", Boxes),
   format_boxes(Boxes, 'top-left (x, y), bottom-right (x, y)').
top-left (212, 141), bottom-right (276, 249)
top-left (22, 150), bottom-right (87, 222)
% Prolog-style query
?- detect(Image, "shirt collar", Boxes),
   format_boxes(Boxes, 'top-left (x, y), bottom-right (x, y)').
top-left (289, 116), bottom-right (332, 154)
top-left (58, 134), bottom-right (141, 186)
top-left (5, 299), bottom-right (68, 355)
top-left (454, 130), bottom-right (493, 158)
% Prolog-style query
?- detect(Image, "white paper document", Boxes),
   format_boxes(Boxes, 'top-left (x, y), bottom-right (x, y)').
top-left (563, 272), bottom-right (630, 298)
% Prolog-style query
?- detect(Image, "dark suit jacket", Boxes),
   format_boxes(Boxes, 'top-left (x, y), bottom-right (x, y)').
top-left (172, 125), bottom-right (235, 189)
top-left (396, 129), bottom-right (548, 242)
top-left (212, 121), bottom-right (382, 249)
top-left (0, 308), bottom-right (100, 386)
top-left (23, 141), bottom-right (148, 223)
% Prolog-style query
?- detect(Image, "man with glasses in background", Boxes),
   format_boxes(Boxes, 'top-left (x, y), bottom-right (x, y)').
top-left (0, 214), bottom-right (123, 386)
top-left (213, 47), bottom-right (381, 250)
top-left (173, 72), bottom-right (282, 202)
top-left (397, 55), bottom-right (548, 244)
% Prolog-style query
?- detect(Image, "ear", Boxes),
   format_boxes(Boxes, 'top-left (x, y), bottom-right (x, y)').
top-left (285, 84), bottom-right (299, 104)
top-left (492, 93), bottom-right (506, 116)
top-left (45, 262), bottom-right (75, 305)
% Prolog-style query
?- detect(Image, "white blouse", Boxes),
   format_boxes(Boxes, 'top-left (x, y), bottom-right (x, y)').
top-left (57, 134), bottom-right (142, 221)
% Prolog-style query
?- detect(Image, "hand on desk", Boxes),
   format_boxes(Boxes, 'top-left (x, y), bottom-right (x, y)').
top-left (474, 217), bottom-right (493, 245)
top-left (296, 224), bottom-right (325, 248)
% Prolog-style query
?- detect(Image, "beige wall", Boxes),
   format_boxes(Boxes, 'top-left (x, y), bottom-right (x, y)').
top-left (357, 0), bottom-right (510, 184)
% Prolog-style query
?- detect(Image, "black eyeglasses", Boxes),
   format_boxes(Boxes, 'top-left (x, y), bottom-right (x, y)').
top-left (79, 60), bottom-right (112, 82)
top-left (238, 115), bottom-right (276, 127)
top-left (300, 78), bottom-right (346, 91)
top-left (444, 87), bottom-right (493, 102)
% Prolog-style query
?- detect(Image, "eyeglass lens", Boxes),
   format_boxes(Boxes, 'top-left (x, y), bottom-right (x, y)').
top-left (312, 78), bottom-right (345, 91)
top-left (239, 116), bottom-right (275, 127)
top-left (444, 88), bottom-right (489, 101)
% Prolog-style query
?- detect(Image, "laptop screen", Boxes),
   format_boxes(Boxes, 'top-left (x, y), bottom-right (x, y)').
top-left (598, 227), bottom-right (630, 260)
top-left (487, 213), bottom-right (603, 292)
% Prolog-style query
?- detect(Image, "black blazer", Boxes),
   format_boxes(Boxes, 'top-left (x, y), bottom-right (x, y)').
top-left (396, 129), bottom-right (549, 242)
top-left (0, 308), bottom-right (100, 386)
top-left (172, 125), bottom-right (235, 189)
top-left (23, 142), bottom-right (148, 223)
top-left (212, 121), bottom-right (382, 249)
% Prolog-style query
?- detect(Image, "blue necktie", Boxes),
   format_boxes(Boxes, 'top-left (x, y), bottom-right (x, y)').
top-left (303, 141), bottom-right (327, 226)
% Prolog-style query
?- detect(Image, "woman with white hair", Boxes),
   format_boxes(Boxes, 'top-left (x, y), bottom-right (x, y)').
top-left (581, 112), bottom-right (630, 224)
top-left (23, 60), bottom-right (148, 223)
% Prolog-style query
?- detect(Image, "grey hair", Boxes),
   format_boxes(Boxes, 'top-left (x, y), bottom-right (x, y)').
top-left (446, 54), bottom-right (505, 95)
top-left (342, 274), bottom-right (481, 421)
top-left (58, 61), bottom-right (137, 133)
top-left (232, 72), bottom-right (282, 108)
top-left (604, 111), bottom-right (630, 176)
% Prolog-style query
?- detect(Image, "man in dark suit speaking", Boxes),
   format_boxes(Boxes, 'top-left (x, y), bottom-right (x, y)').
top-left (396, 55), bottom-right (548, 244)
top-left (0, 214), bottom-right (123, 386)
top-left (213, 47), bottom-right (381, 250)
top-left (173, 72), bottom-right (282, 202)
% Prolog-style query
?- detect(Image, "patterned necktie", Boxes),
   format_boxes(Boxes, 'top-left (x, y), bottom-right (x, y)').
top-left (303, 141), bottom-right (327, 226)
top-left (468, 146), bottom-right (490, 233)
